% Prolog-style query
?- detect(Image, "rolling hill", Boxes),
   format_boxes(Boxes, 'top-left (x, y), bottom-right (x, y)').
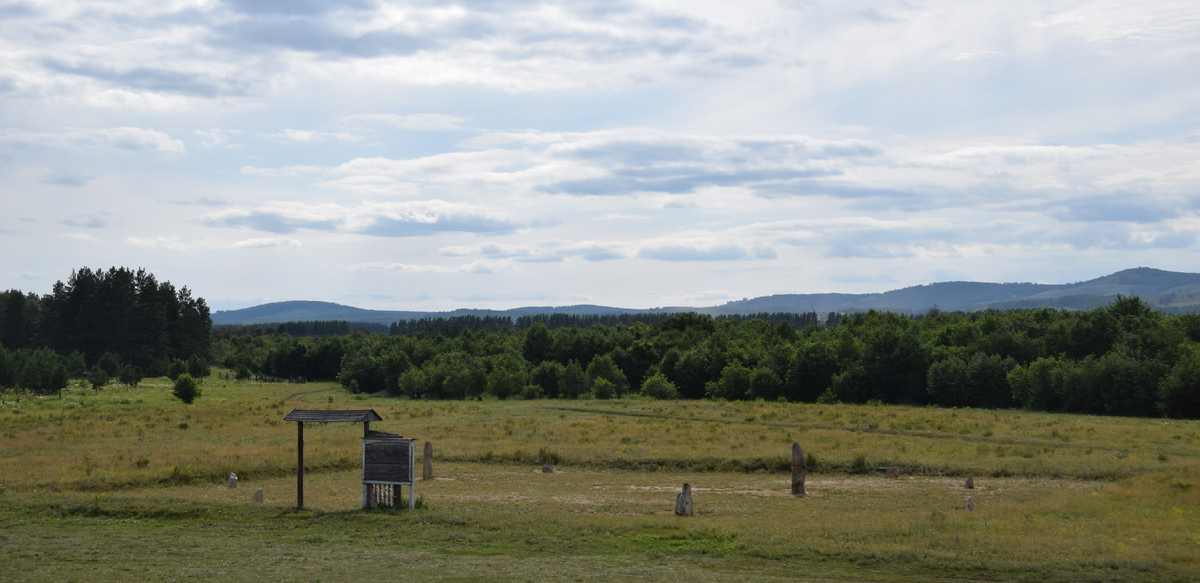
top-left (210, 267), bottom-right (1200, 326)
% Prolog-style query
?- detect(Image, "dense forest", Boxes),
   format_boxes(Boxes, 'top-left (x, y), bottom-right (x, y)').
top-left (0, 267), bottom-right (212, 391)
top-left (3, 268), bottom-right (1200, 419)
top-left (206, 296), bottom-right (1200, 418)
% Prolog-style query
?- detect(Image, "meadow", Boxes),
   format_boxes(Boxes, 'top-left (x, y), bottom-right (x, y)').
top-left (1, 375), bottom-right (1199, 582)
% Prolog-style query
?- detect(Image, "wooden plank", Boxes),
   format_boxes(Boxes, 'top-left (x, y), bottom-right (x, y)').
top-left (284, 409), bottom-right (383, 423)
top-left (364, 463), bottom-right (411, 483)
top-left (362, 439), bottom-right (413, 483)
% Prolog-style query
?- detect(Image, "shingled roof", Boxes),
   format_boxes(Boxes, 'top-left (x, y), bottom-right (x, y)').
top-left (283, 408), bottom-right (383, 423)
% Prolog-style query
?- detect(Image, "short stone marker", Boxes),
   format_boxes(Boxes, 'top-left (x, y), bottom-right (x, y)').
top-left (423, 441), bottom-right (433, 480)
top-left (965, 474), bottom-right (975, 489)
top-left (675, 483), bottom-right (694, 516)
top-left (541, 465), bottom-right (554, 473)
top-left (967, 496), bottom-right (975, 511)
top-left (884, 467), bottom-right (899, 479)
top-left (791, 442), bottom-right (806, 496)
top-left (252, 488), bottom-right (264, 503)
top-left (228, 472), bottom-right (238, 488)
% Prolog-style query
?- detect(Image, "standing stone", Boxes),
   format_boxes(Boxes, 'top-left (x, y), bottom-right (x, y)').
top-left (965, 474), bottom-right (975, 489)
top-left (791, 442), bottom-right (806, 495)
top-left (423, 441), bottom-right (433, 480)
top-left (541, 466), bottom-right (554, 473)
top-left (675, 483), bottom-right (694, 516)
top-left (967, 496), bottom-right (975, 511)
top-left (228, 472), bottom-right (238, 488)
top-left (884, 467), bottom-right (899, 479)
top-left (252, 488), bottom-right (264, 503)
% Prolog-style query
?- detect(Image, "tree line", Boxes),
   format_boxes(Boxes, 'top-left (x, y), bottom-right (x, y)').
top-left (382, 311), bottom-right (823, 336)
top-left (0, 267), bottom-right (212, 392)
top-left (3, 268), bottom-right (1198, 419)
top-left (208, 296), bottom-right (1200, 418)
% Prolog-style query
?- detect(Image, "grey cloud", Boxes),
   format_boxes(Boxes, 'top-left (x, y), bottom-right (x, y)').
top-left (60, 217), bottom-right (105, 228)
top-left (541, 169), bottom-right (840, 196)
top-left (171, 198), bottom-right (229, 207)
top-left (706, 54), bottom-right (768, 70)
top-left (0, 2), bottom-right (37, 18)
top-left (207, 204), bottom-right (524, 237)
top-left (220, 0), bottom-right (375, 17)
top-left (206, 212), bottom-right (341, 234)
top-left (826, 243), bottom-right (913, 259)
top-left (754, 180), bottom-right (916, 201)
top-left (1048, 196), bottom-right (1176, 224)
top-left (0, 77), bottom-right (14, 93)
top-left (1051, 226), bottom-right (1195, 251)
top-left (542, 135), bottom-right (885, 197)
top-left (41, 171), bottom-right (93, 187)
top-left (564, 141), bottom-right (705, 166)
top-left (638, 245), bottom-right (775, 262)
top-left (42, 60), bottom-right (252, 97)
top-left (359, 215), bottom-right (521, 237)
top-left (213, 19), bottom-right (432, 57)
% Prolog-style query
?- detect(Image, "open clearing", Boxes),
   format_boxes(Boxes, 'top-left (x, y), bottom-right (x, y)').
top-left (2, 377), bottom-right (1199, 582)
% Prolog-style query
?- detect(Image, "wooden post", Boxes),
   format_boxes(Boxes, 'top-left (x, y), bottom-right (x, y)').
top-left (791, 442), bottom-right (806, 496)
top-left (297, 421), bottom-right (305, 509)
top-left (423, 441), bottom-right (433, 480)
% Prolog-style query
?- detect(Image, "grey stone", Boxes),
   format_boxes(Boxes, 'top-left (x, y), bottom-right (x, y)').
top-left (675, 483), bottom-right (694, 516)
top-left (228, 472), bottom-right (238, 488)
top-left (967, 496), bottom-right (975, 511)
top-left (252, 488), bottom-right (264, 503)
top-left (541, 465), bottom-right (554, 473)
top-left (884, 467), bottom-right (899, 479)
top-left (965, 474), bottom-right (975, 489)
top-left (791, 442), bottom-right (806, 495)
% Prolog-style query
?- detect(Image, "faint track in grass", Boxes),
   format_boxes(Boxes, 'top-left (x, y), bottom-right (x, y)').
top-left (538, 405), bottom-right (1148, 457)
top-left (285, 388), bottom-right (337, 402)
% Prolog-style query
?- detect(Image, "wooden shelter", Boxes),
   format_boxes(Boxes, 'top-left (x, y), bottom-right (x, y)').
top-left (283, 408), bottom-right (385, 509)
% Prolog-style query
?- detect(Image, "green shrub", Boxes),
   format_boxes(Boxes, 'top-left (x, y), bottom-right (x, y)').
top-left (640, 373), bottom-right (679, 400)
top-left (166, 359), bottom-right (188, 381)
top-left (186, 354), bottom-right (211, 379)
top-left (592, 378), bottom-right (616, 400)
top-left (89, 367), bottom-right (109, 390)
top-left (172, 373), bottom-right (201, 405)
top-left (117, 364), bottom-right (143, 387)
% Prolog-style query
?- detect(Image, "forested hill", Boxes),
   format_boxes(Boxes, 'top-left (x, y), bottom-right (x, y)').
top-left (212, 267), bottom-right (1200, 325)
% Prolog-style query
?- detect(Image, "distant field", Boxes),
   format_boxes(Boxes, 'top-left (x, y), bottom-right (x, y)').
top-left (1, 376), bottom-right (1199, 582)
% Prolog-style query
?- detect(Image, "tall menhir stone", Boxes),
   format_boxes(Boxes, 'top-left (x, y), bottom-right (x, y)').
top-left (674, 483), bottom-right (694, 516)
top-left (791, 442), bottom-right (806, 496)
top-left (423, 441), bottom-right (433, 480)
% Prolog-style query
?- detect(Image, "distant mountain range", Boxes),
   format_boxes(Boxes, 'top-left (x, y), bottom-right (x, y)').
top-left (211, 267), bottom-right (1200, 326)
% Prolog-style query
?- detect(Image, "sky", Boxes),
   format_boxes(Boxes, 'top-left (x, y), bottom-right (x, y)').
top-left (2, 0), bottom-right (1199, 313)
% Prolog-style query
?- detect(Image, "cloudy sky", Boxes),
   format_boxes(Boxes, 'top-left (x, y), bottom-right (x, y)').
top-left (2, 0), bottom-right (1198, 312)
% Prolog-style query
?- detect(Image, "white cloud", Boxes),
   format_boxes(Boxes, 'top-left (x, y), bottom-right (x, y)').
top-left (195, 129), bottom-right (239, 149)
top-left (350, 261), bottom-right (509, 275)
top-left (126, 236), bottom-right (189, 250)
top-left (231, 236), bottom-right (301, 249)
top-left (268, 129), bottom-right (363, 144)
top-left (63, 233), bottom-right (103, 243)
top-left (0, 127), bottom-right (185, 155)
top-left (339, 113), bottom-right (467, 131)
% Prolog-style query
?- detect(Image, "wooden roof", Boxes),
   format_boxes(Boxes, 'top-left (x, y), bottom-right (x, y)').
top-left (283, 408), bottom-right (383, 423)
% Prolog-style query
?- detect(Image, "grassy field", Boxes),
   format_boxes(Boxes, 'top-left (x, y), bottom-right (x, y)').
top-left (2, 375), bottom-right (1199, 582)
